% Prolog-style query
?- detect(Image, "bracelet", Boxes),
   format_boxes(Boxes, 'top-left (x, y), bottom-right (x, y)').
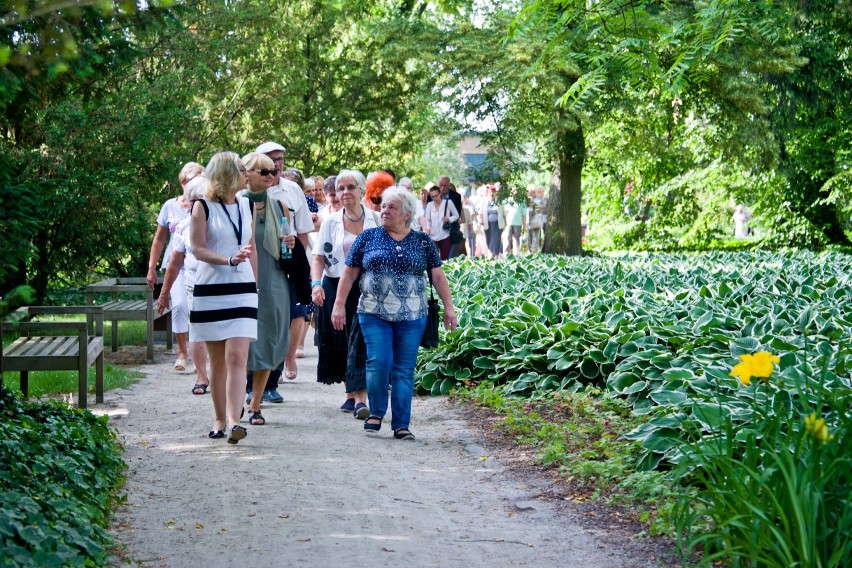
top-left (227, 255), bottom-right (235, 266)
top-left (311, 280), bottom-right (322, 288)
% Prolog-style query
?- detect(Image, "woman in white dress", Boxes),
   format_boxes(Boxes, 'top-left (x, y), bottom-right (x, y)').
top-left (147, 162), bottom-right (204, 371)
top-left (190, 152), bottom-right (258, 444)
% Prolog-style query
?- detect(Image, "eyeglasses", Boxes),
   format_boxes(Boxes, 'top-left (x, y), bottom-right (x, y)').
top-left (238, 166), bottom-right (248, 175)
top-left (369, 196), bottom-right (382, 205)
top-left (271, 157), bottom-right (285, 163)
top-left (337, 184), bottom-right (359, 192)
top-left (251, 168), bottom-right (277, 176)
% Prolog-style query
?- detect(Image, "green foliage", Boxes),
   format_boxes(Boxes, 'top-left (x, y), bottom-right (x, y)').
top-left (419, 251), bottom-right (852, 472)
top-left (461, 383), bottom-right (679, 535)
top-left (673, 358), bottom-right (852, 567)
top-left (0, 390), bottom-right (126, 567)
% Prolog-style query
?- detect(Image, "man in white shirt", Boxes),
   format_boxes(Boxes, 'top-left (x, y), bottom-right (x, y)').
top-left (255, 142), bottom-right (314, 247)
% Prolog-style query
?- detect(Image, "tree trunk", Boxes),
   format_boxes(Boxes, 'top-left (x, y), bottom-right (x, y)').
top-left (544, 110), bottom-right (584, 255)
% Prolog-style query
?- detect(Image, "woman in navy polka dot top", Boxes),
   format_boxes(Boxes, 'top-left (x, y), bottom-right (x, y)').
top-left (332, 186), bottom-right (458, 441)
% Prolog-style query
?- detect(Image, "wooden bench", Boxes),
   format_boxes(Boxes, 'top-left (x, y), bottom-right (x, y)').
top-left (85, 277), bottom-right (172, 364)
top-left (1, 306), bottom-right (105, 409)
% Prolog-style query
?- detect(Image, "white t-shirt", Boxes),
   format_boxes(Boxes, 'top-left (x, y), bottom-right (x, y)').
top-left (268, 179), bottom-right (314, 235)
top-left (156, 197), bottom-right (191, 270)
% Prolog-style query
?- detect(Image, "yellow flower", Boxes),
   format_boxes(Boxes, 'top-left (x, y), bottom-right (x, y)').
top-left (804, 413), bottom-right (834, 444)
top-left (730, 351), bottom-right (780, 386)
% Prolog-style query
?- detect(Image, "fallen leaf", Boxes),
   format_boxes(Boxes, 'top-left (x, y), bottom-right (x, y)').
top-left (165, 519), bottom-right (176, 525)
top-left (381, 548), bottom-right (395, 552)
top-left (195, 523), bottom-right (203, 529)
top-left (140, 441), bottom-right (149, 445)
top-left (479, 456), bottom-right (488, 461)
top-left (278, 514), bottom-right (289, 519)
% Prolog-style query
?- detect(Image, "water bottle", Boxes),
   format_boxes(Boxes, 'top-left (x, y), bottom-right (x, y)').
top-left (280, 216), bottom-right (292, 259)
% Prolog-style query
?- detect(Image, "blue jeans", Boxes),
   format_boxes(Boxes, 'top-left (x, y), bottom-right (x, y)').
top-left (358, 313), bottom-right (427, 430)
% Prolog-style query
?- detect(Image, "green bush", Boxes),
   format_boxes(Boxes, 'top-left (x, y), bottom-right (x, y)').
top-left (673, 354), bottom-right (852, 567)
top-left (0, 389), bottom-right (126, 567)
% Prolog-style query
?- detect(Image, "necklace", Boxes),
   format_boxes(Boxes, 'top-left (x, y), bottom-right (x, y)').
top-left (343, 207), bottom-right (365, 223)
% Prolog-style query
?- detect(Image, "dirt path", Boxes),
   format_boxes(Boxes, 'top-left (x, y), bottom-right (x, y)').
top-left (101, 345), bottom-right (662, 567)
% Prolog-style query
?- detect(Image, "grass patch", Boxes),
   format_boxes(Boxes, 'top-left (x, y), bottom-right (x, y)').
top-left (459, 383), bottom-right (681, 536)
top-left (3, 364), bottom-right (143, 398)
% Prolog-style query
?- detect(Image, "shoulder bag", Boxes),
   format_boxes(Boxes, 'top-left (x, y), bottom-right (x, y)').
top-left (275, 201), bottom-right (312, 304)
top-left (418, 232), bottom-right (441, 349)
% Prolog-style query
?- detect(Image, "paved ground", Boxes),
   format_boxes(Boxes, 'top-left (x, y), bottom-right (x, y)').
top-left (100, 344), bottom-right (660, 567)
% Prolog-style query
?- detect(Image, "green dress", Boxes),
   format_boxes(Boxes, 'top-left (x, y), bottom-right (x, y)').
top-left (247, 209), bottom-right (291, 371)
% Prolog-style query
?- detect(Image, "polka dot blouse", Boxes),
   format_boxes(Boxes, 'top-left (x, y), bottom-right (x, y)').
top-left (346, 227), bottom-right (442, 322)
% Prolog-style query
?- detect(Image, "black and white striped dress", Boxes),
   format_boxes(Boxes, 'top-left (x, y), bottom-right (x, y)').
top-left (189, 197), bottom-right (258, 342)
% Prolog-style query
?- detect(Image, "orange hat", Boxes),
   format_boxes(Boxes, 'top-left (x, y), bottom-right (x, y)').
top-left (366, 171), bottom-right (394, 204)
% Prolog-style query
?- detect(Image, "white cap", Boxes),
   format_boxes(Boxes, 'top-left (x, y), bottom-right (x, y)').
top-left (256, 141), bottom-right (285, 154)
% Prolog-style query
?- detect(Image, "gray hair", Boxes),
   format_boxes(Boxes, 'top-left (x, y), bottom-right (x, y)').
top-left (381, 185), bottom-right (418, 229)
top-left (398, 176), bottom-right (413, 190)
top-left (184, 175), bottom-right (209, 200)
top-left (336, 169), bottom-right (366, 193)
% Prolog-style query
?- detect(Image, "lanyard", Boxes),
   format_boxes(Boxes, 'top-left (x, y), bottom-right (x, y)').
top-left (218, 199), bottom-right (243, 246)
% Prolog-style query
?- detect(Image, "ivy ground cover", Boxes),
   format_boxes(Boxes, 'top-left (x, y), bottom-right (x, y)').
top-left (417, 251), bottom-right (852, 470)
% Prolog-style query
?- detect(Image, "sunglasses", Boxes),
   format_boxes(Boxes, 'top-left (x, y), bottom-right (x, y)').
top-left (251, 168), bottom-right (277, 176)
top-left (370, 196), bottom-right (382, 205)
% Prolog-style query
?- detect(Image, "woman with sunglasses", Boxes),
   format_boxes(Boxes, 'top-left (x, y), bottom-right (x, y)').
top-left (310, 169), bottom-right (380, 418)
top-left (190, 151), bottom-right (257, 444)
top-left (240, 153), bottom-right (296, 427)
top-left (425, 186), bottom-right (460, 261)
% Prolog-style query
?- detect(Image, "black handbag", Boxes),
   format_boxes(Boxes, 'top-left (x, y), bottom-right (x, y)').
top-left (441, 201), bottom-right (463, 245)
top-left (418, 233), bottom-right (441, 349)
top-left (275, 201), bottom-right (312, 305)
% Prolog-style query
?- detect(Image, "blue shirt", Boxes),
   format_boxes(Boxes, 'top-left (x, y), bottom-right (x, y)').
top-left (346, 228), bottom-right (442, 321)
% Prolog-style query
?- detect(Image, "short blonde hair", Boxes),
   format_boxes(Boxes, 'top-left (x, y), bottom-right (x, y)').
top-left (179, 162), bottom-right (204, 187)
top-left (241, 152), bottom-right (273, 171)
top-left (204, 152), bottom-right (243, 201)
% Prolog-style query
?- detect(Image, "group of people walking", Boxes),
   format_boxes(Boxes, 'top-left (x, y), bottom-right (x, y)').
top-left (152, 144), bottom-right (457, 444)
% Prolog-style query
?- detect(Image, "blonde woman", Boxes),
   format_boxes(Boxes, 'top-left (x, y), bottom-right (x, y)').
top-left (190, 151), bottom-right (257, 444)
top-left (242, 152), bottom-right (295, 426)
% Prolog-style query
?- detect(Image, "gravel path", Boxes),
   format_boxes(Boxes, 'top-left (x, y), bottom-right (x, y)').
top-left (101, 345), bottom-right (657, 567)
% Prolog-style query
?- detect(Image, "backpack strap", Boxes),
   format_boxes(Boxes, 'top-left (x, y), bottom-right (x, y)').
top-left (192, 198), bottom-right (209, 220)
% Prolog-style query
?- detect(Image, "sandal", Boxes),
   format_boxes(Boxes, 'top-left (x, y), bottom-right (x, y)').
top-left (285, 367), bottom-right (297, 380)
top-left (248, 410), bottom-right (265, 426)
top-left (192, 383), bottom-right (208, 395)
top-left (227, 425), bottom-right (247, 444)
top-left (174, 357), bottom-right (187, 372)
top-left (208, 430), bottom-right (225, 439)
top-left (364, 415), bottom-right (382, 432)
top-left (394, 428), bottom-right (415, 441)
